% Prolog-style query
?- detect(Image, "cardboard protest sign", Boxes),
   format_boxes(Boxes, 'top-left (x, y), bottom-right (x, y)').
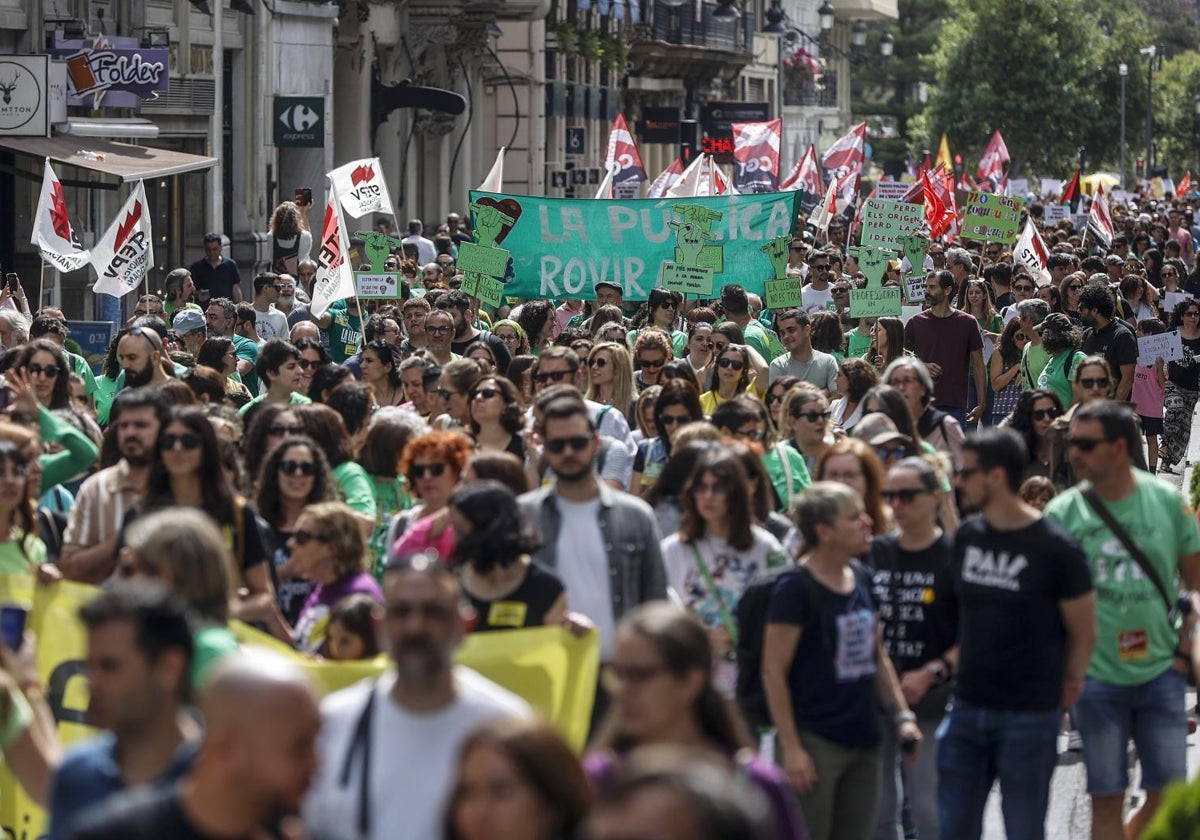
top-left (874, 181), bottom-right (912, 201)
top-left (896, 232), bottom-right (930, 302)
top-left (354, 231), bottom-right (402, 272)
top-left (960, 191), bottom-right (1024, 245)
top-left (850, 246), bottom-right (901, 317)
top-left (1042, 204), bottom-right (1069, 225)
top-left (354, 272), bottom-right (401, 299)
top-left (1138, 329), bottom-right (1184, 367)
top-left (861, 199), bottom-right (925, 251)
top-left (468, 190), bottom-right (799, 300)
top-left (1165, 291), bottom-right (1194, 313)
top-left (661, 204), bottom-right (725, 296)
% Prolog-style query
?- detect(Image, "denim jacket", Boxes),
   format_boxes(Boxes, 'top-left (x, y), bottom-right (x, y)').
top-left (519, 483), bottom-right (667, 629)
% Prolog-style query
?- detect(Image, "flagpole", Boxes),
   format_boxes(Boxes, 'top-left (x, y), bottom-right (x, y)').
top-left (38, 262), bottom-right (45, 314)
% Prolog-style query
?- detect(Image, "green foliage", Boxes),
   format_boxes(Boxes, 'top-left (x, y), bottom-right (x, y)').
top-left (1142, 775), bottom-right (1200, 840)
top-left (1154, 51), bottom-right (1200, 177)
top-left (924, 0), bottom-right (1150, 176)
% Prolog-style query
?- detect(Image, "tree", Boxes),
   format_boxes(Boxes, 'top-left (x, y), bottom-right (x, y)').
top-left (1153, 51), bottom-right (1200, 179)
top-left (922, 0), bottom-right (1150, 178)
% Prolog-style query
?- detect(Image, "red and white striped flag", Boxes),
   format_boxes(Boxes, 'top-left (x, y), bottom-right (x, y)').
top-left (647, 157), bottom-right (684, 198)
top-left (976, 129), bottom-right (1010, 187)
top-left (809, 179), bottom-right (838, 232)
top-left (603, 114), bottom-right (647, 189)
top-left (1014, 220), bottom-right (1052, 285)
top-left (1087, 186), bottom-right (1114, 247)
top-left (731, 118), bottom-right (782, 193)
top-left (821, 122), bottom-right (866, 202)
top-left (91, 181), bottom-right (153, 298)
top-left (310, 184), bottom-right (356, 318)
top-left (31, 159), bottom-right (90, 273)
top-left (780, 143), bottom-right (823, 195)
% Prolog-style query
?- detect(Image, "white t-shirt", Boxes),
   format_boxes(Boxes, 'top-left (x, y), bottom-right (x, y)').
top-left (554, 495), bottom-right (616, 658)
top-left (303, 668), bottom-right (530, 840)
top-left (255, 304), bottom-right (290, 342)
top-left (800, 283), bottom-right (834, 314)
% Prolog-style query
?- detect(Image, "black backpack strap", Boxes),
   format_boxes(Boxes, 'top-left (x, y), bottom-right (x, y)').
top-left (338, 681), bottom-right (380, 837)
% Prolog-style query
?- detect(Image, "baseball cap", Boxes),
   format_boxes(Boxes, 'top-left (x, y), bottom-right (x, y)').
top-left (173, 309), bottom-right (206, 335)
top-left (852, 413), bottom-right (911, 449)
top-left (594, 281), bottom-right (622, 295)
top-left (1035, 312), bottom-right (1074, 335)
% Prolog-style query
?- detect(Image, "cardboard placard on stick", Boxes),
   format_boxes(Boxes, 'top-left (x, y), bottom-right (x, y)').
top-left (960, 191), bottom-right (1024, 245)
top-left (849, 246), bottom-right (902, 317)
top-left (861, 199), bottom-right (925, 251)
top-left (764, 278), bottom-right (802, 310)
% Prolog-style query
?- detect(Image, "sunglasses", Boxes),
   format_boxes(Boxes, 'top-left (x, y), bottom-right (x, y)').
top-left (545, 436), bottom-right (592, 454)
top-left (1013, 285), bottom-right (1035, 292)
top-left (1185, 311), bottom-right (1200, 318)
top-left (717, 357), bottom-right (744, 370)
top-left (572, 343), bottom-right (593, 353)
top-left (765, 392), bottom-right (787, 405)
top-left (1078, 378), bottom-right (1109, 389)
top-left (809, 263), bottom-right (829, 270)
top-left (411, 462), bottom-right (447, 478)
top-left (160, 432), bottom-right (202, 451)
top-left (793, 410), bottom-right (831, 422)
top-left (638, 358), bottom-right (666, 369)
top-left (534, 370), bottom-right (571, 385)
top-left (271, 284), bottom-right (283, 292)
top-left (1032, 408), bottom-right (1060, 421)
top-left (133, 309), bottom-right (163, 317)
top-left (471, 387), bottom-right (502, 401)
top-left (297, 358), bottom-right (321, 370)
top-left (268, 424), bottom-right (305, 436)
top-left (26, 363), bottom-right (60, 378)
top-left (292, 528), bottom-right (328, 546)
top-left (881, 488), bottom-right (930, 504)
top-left (660, 413), bottom-right (691, 427)
top-left (434, 388), bottom-right (458, 400)
top-left (279, 459), bottom-right (316, 476)
top-left (1067, 437), bottom-right (1110, 452)
top-left (877, 446), bottom-right (908, 461)
top-left (691, 482), bottom-right (729, 497)
top-left (588, 357), bottom-right (609, 369)
top-left (738, 429), bottom-right (763, 441)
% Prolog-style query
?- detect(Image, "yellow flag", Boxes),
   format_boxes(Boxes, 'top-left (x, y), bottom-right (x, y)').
top-left (936, 133), bottom-right (953, 171)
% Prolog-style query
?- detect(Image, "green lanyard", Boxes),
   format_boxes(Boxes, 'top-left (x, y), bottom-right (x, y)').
top-left (689, 541), bottom-right (739, 646)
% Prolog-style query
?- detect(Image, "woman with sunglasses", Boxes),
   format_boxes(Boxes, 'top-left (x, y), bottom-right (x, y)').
top-left (700, 343), bottom-right (753, 416)
top-left (633, 330), bottom-right (673, 392)
top-left (829, 358), bottom-right (877, 433)
top-left (1160, 299), bottom-right (1200, 475)
top-left (1045, 356), bottom-right (1128, 488)
top-left (359, 339), bottom-right (405, 407)
top-left (492, 319), bottom-right (531, 358)
top-left (294, 337), bottom-right (329, 397)
top-left (388, 430), bottom-right (474, 560)
top-left (1058, 272), bottom-right (1086, 326)
top-left (469, 376), bottom-right (527, 459)
top-left (630, 289), bottom-right (688, 356)
top-left (293, 403), bottom-right (377, 518)
top-left (684, 321), bottom-right (716, 383)
top-left (242, 404), bottom-right (303, 495)
top-left (865, 316), bottom-right (906, 372)
top-left (13, 340), bottom-right (71, 411)
top-left (586, 342), bottom-right (636, 424)
top-left (989, 317), bottom-right (1028, 425)
top-left (764, 376), bottom-right (801, 434)
top-left (779, 385), bottom-right (834, 477)
top-left (286, 500), bottom-right (384, 654)
top-left (255, 435), bottom-right (336, 629)
top-left (131, 408), bottom-right (284, 635)
top-left (1004, 388), bottom-right (1064, 483)
top-left (631, 380), bottom-right (703, 497)
top-left (870, 457), bottom-right (957, 840)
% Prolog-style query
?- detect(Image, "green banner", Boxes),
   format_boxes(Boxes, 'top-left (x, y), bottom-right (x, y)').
top-left (467, 191), bottom-right (800, 301)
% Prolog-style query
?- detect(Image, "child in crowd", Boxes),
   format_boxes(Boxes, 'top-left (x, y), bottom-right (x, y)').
top-left (1018, 475), bottom-right (1057, 511)
top-left (324, 594), bottom-right (382, 661)
top-left (1132, 318), bottom-right (1168, 473)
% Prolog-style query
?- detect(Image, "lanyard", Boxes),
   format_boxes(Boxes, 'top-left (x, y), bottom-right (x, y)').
top-left (689, 541), bottom-right (739, 646)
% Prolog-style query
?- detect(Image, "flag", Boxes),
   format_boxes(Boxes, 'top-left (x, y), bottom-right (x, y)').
top-left (916, 150), bottom-right (931, 180)
top-left (90, 181), bottom-right (153, 299)
top-left (821, 122), bottom-right (866, 201)
top-left (31, 159), bottom-right (90, 273)
top-left (594, 167), bottom-right (614, 199)
top-left (809, 178), bottom-right (838, 232)
top-left (603, 115), bottom-right (646, 186)
top-left (976, 129), bottom-right (1010, 187)
top-left (780, 144), bottom-right (822, 193)
top-left (1177, 171), bottom-right (1192, 198)
top-left (666, 155), bottom-right (735, 198)
top-left (478, 147), bottom-right (505, 193)
top-left (1087, 185), bottom-right (1114, 247)
top-left (731, 118), bottom-right (782, 193)
top-left (309, 184), bottom-right (356, 319)
top-left (647, 157), bottom-right (684, 198)
top-left (906, 165), bottom-right (956, 240)
top-left (1014, 220), bottom-right (1052, 286)
top-left (327, 157), bottom-right (396, 218)
top-left (936, 134), bottom-right (952, 172)
top-left (1061, 169), bottom-right (1081, 211)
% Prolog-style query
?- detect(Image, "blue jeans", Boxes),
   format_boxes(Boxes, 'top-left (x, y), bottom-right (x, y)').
top-left (935, 405), bottom-right (967, 427)
top-left (936, 698), bottom-right (1059, 840)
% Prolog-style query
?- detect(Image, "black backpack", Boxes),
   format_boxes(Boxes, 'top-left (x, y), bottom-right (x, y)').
top-left (735, 560), bottom-right (874, 732)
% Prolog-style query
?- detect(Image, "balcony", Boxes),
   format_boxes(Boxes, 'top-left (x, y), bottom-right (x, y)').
top-left (628, 1), bottom-right (752, 81)
top-left (784, 72), bottom-right (837, 109)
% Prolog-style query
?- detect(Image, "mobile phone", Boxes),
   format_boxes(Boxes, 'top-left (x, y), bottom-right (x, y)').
top-left (3, 273), bottom-right (16, 289)
top-left (0, 606), bottom-right (27, 651)
top-left (295, 188), bottom-right (312, 206)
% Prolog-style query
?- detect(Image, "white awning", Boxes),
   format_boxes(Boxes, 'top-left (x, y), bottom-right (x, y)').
top-left (0, 134), bottom-right (215, 182)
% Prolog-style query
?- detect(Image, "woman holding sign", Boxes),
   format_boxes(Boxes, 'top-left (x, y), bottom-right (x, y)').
top-left (1160, 300), bottom-right (1200, 474)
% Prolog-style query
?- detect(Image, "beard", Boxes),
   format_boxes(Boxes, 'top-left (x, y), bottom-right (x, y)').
top-left (124, 362), bottom-right (155, 388)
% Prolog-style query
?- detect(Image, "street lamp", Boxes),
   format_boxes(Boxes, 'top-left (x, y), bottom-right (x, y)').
top-left (1119, 62), bottom-right (1127, 189)
top-left (851, 20), bottom-right (867, 48)
top-left (818, 0), bottom-right (835, 31)
top-left (1193, 94), bottom-right (1200, 177)
top-left (1140, 45), bottom-right (1157, 178)
top-left (880, 31), bottom-right (895, 58)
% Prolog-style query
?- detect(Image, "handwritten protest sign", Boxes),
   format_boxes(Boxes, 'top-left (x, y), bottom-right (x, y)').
top-left (457, 241), bottom-right (510, 278)
top-left (354, 272), bottom-right (400, 299)
top-left (850, 246), bottom-right (902, 317)
top-left (1138, 329), bottom-right (1184, 367)
top-left (765, 278), bottom-right (802, 309)
top-left (1165, 291), bottom-right (1194, 313)
top-left (960, 192), bottom-right (1024, 245)
top-left (861, 199), bottom-right (925, 251)
top-left (874, 181), bottom-right (912, 201)
top-left (662, 204), bottom-right (725, 297)
top-left (1042, 204), bottom-right (1069, 225)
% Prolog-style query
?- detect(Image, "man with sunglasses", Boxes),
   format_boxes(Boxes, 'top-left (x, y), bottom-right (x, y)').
top-left (519, 397), bottom-right (666, 673)
top-left (249, 273), bottom-right (290, 343)
top-left (999, 272), bottom-right (1038, 325)
top-left (801, 252), bottom-right (835, 315)
top-left (1046, 401), bottom-right (1200, 840)
top-left (205, 297), bottom-right (259, 395)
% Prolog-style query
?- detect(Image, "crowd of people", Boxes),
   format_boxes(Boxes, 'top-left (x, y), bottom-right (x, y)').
top-left (0, 198), bottom-right (1196, 839)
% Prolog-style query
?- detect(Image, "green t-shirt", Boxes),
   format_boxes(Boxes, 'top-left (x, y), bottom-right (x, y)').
top-left (232, 335), bottom-right (260, 396)
top-left (1021, 342), bottom-right (1051, 390)
top-left (1037, 350), bottom-right (1084, 408)
top-left (1045, 472), bottom-right (1200, 685)
top-left (762, 442), bottom-right (812, 514)
top-left (191, 624), bottom-right (239, 689)
top-left (0, 532), bottom-right (47, 575)
top-left (741, 320), bottom-right (785, 362)
top-left (237, 391), bottom-right (311, 417)
top-left (847, 329), bottom-right (872, 360)
top-left (333, 461), bottom-right (378, 517)
top-left (67, 350), bottom-right (99, 396)
top-left (324, 301), bottom-right (363, 364)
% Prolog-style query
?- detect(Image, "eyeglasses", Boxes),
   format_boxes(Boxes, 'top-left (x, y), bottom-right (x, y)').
top-left (297, 359), bottom-right (321, 370)
top-left (426, 325), bottom-right (452, 334)
top-left (160, 432), bottom-right (202, 451)
top-left (1032, 408), bottom-right (1060, 421)
top-left (434, 388), bottom-right (460, 400)
top-left (1067, 437), bottom-right (1110, 452)
top-left (658, 301), bottom-right (678, 310)
top-left (691, 482), bottom-right (729, 497)
top-left (876, 446), bottom-right (908, 462)
top-left (499, 333), bottom-right (520, 344)
top-left (737, 428), bottom-right (764, 442)
top-left (717, 357), bottom-right (744, 370)
top-left (471, 387), bottom-right (502, 401)
top-left (26, 363), bottom-right (60, 378)
top-left (271, 284), bottom-right (283, 292)
top-left (1013, 285), bottom-right (1035, 292)
top-left (809, 262), bottom-right (829, 270)
top-left (660, 412), bottom-right (691, 427)
top-left (268, 424), bottom-right (305, 436)
top-left (534, 370), bottom-right (572, 385)
top-left (790, 246), bottom-right (806, 252)
top-left (1078, 378), bottom-right (1110, 390)
top-left (411, 462), bottom-right (447, 478)
top-left (545, 436), bottom-right (592, 454)
top-left (881, 488), bottom-right (930, 505)
top-left (588, 357), bottom-right (609, 369)
top-left (638, 358), bottom-right (666, 369)
top-left (292, 528), bottom-right (329, 546)
top-left (572, 342), bottom-right (593, 353)
top-left (279, 459), bottom-right (316, 476)
top-left (1162, 270), bottom-right (1178, 276)
top-left (792, 409), bottom-right (831, 422)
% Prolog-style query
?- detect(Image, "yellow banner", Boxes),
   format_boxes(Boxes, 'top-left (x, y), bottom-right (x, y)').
top-left (0, 577), bottom-right (598, 839)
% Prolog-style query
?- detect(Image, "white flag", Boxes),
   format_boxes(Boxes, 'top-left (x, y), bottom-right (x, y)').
top-left (1087, 186), bottom-right (1114, 248)
top-left (477, 147), bottom-right (505, 193)
top-left (309, 184), bottom-right (356, 319)
top-left (32, 159), bottom-right (90, 273)
top-left (647, 158), bottom-right (684, 199)
top-left (809, 179), bottom-right (838, 232)
top-left (327, 157), bottom-right (395, 218)
top-left (1013, 221), bottom-right (1052, 286)
top-left (91, 181), bottom-right (153, 299)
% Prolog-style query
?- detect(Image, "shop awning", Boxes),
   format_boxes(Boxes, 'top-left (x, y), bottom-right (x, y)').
top-left (0, 134), bottom-right (216, 182)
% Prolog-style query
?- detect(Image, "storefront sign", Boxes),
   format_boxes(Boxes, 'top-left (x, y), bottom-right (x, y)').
top-left (274, 96), bottom-right (325, 148)
top-left (50, 34), bottom-right (168, 108)
top-left (0, 56), bottom-right (49, 137)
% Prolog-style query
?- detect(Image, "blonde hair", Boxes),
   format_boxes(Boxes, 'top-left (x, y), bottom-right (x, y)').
top-left (123, 507), bottom-right (233, 624)
top-left (303, 501), bottom-right (369, 578)
top-left (585, 342), bottom-right (635, 422)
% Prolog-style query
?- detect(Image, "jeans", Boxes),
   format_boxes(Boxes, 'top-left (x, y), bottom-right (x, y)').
top-left (935, 699), bottom-right (1059, 840)
top-left (934, 405), bottom-right (966, 427)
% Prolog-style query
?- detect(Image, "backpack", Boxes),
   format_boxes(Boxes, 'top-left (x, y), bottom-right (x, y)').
top-left (735, 559), bottom-right (874, 732)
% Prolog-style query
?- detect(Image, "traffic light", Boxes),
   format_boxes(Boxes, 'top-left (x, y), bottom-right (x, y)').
top-left (953, 154), bottom-right (963, 178)
top-left (679, 120), bottom-right (698, 164)
top-left (1136, 157), bottom-right (1145, 178)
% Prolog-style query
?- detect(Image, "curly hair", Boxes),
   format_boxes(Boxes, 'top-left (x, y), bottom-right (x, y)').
top-left (516, 300), bottom-right (556, 348)
top-left (633, 328), bottom-right (674, 364)
top-left (268, 201), bottom-right (303, 238)
top-left (254, 435), bottom-right (336, 529)
top-left (808, 311), bottom-right (845, 356)
top-left (400, 430), bottom-right (473, 493)
top-left (301, 501), bottom-right (369, 578)
top-left (838, 358), bottom-right (878, 404)
top-left (448, 480), bottom-right (541, 573)
top-left (1007, 388), bottom-right (1063, 462)
top-left (362, 339), bottom-right (401, 388)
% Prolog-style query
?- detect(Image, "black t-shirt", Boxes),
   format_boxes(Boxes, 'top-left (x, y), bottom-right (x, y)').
top-left (119, 501), bottom-right (268, 577)
top-left (451, 329), bottom-right (513, 375)
top-left (951, 515), bottom-right (1092, 712)
top-left (1081, 318), bottom-right (1137, 381)
top-left (869, 533), bottom-right (958, 675)
top-left (67, 786), bottom-right (237, 840)
top-left (766, 565), bottom-right (881, 749)
top-left (467, 562), bottom-right (565, 631)
top-left (263, 523), bottom-right (316, 626)
top-left (188, 257), bottom-right (241, 301)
